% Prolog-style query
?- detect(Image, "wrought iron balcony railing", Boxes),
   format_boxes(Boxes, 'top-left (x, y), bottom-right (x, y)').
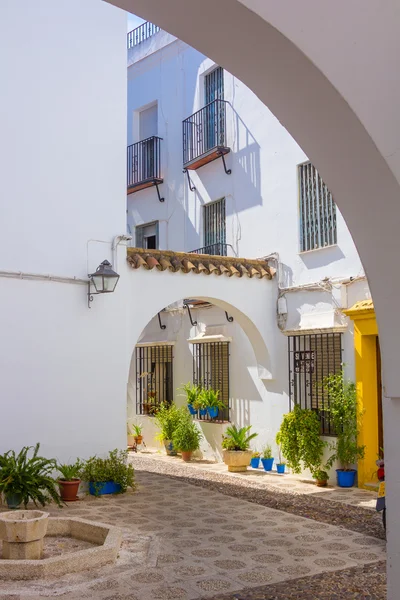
top-left (189, 243), bottom-right (229, 257)
top-left (182, 99), bottom-right (230, 169)
top-left (127, 136), bottom-right (164, 200)
top-left (127, 22), bottom-right (160, 49)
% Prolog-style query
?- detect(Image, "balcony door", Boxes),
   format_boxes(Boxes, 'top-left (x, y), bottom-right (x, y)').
top-left (139, 104), bottom-right (158, 180)
top-left (204, 67), bottom-right (224, 151)
top-left (204, 198), bottom-right (226, 255)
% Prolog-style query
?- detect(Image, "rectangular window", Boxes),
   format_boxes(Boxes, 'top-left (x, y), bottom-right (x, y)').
top-left (204, 67), bottom-right (225, 150)
top-left (136, 221), bottom-right (159, 249)
top-left (192, 341), bottom-right (230, 422)
top-left (204, 198), bottom-right (226, 255)
top-left (288, 333), bottom-right (342, 435)
top-left (299, 162), bottom-right (337, 252)
top-left (135, 345), bottom-right (173, 415)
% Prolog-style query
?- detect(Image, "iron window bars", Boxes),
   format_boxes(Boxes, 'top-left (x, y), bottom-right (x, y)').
top-left (127, 136), bottom-right (162, 188)
top-left (182, 99), bottom-right (228, 166)
top-left (192, 341), bottom-right (230, 423)
top-left (135, 345), bottom-right (173, 415)
top-left (299, 162), bottom-right (337, 252)
top-left (204, 198), bottom-right (226, 255)
top-left (288, 333), bottom-right (342, 435)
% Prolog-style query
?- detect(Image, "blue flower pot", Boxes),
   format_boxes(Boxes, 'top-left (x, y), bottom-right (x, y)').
top-left (6, 493), bottom-right (23, 509)
top-left (336, 469), bottom-right (356, 488)
top-left (199, 408), bottom-right (207, 416)
top-left (188, 404), bottom-right (197, 415)
top-left (261, 457), bottom-right (274, 471)
top-left (89, 481), bottom-right (122, 496)
top-left (207, 406), bottom-right (219, 419)
top-left (250, 457), bottom-right (260, 469)
top-left (276, 463), bottom-right (286, 474)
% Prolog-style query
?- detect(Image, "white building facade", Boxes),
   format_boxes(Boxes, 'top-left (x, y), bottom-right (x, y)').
top-left (126, 27), bottom-right (377, 485)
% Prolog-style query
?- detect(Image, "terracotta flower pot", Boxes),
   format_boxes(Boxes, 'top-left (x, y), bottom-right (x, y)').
top-left (181, 451), bottom-right (193, 462)
top-left (134, 435), bottom-right (143, 445)
top-left (58, 479), bottom-right (81, 501)
top-left (316, 479), bottom-right (328, 487)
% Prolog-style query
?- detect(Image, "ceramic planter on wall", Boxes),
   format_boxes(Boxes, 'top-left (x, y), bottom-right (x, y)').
top-left (223, 450), bottom-right (252, 472)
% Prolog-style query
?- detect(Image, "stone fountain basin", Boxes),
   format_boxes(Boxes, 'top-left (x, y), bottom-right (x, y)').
top-left (0, 510), bottom-right (49, 543)
top-left (0, 517), bottom-right (122, 580)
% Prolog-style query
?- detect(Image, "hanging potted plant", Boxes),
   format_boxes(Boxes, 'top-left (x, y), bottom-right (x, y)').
top-left (205, 389), bottom-right (225, 419)
top-left (154, 403), bottom-right (185, 455)
top-left (57, 459), bottom-right (84, 502)
top-left (275, 437), bottom-right (286, 474)
top-left (172, 413), bottom-right (203, 462)
top-left (81, 449), bottom-right (136, 496)
top-left (193, 392), bottom-right (208, 417)
top-left (250, 451), bottom-right (261, 469)
top-left (222, 425), bottom-right (258, 472)
top-left (261, 444), bottom-right (274, 471)
top-left (143, 391), bottom-right (157, 415)
top-left (276, 404), bottom-right (327, 481)
top-left (0, 443), bottom-right (62, 509)
top-left (181, 382), bottom-right (201, 416)
top-left (323, 371), bottom-right (365, 488)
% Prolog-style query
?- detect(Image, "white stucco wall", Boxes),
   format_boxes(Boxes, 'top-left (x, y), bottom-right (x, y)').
top-left (0, 0), bottom-right (128, 460)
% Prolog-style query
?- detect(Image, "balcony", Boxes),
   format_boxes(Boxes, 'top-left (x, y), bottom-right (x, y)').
top-left (182, 100), bottom-right (230, 171)
top-left (127, 136), bottom-right (163, 198)
top-left (127, 22), bottom-right (160, 49)
top-left (189, 243), bottom-right (230, 256)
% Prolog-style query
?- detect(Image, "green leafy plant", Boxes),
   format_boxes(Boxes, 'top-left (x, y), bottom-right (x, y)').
top-left (276, 404), bottom-right (326, 474)
top-left (313, 469), bottom-right (328, 481)
top-left (203, 388), bottom-right (225, 409)
top-left (251, 451), bottom-right (261, 458)
top-left (0, 443), bottom-right (62, 508)
top-left (323, 371), bottom-right (366, 470)
top-left (275, 437), bottom-right (286, 465)
top-left (57, 459), bottom-right (84, 481)
top-left (181, 382), bottom-right (201, 406)
top-left (222, 425), bottom-right (258, 451)
top-left (172, 413), bottom-right (203, 452)
top-left (154, 403), bottom-right (186, 442)
top-left (193, 391), bottom-right (208, 411)
top-left (262, 444), bottom-right (273, 459)
top-left (81, 449), bottom-right (135, 495)
top-left (131, 423), bottom-right (143, 437)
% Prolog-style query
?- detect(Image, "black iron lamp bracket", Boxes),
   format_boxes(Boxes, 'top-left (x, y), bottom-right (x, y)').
top-left (183, 169), bottom-right (196, 191)
top-left (218, 152), bottom-right (232, 175)
top-left (158, 312), bottom-right (166, 330)
top-left (183, 301), bottom-right (198, 326)
top-left (225, 311), bottom-right (234, 322)
top-left (155, 182), bottom-right (164, 202)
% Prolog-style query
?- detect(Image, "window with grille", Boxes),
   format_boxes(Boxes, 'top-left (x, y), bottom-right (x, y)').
top-left (288, 333), bottom-right (342, 435)
top-left (135, 345), bottom-right (173, 415)
top-left (136, 221), bottom-right (159, 249)
top-left (204, 198), bottom-right (226, 256)
top-left (192, 341), bottom-right (230, 422)
top-left (299, 162), bottom-right (337, 252)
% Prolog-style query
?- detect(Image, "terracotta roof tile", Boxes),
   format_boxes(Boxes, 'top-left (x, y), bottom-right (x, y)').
top-left (127, 248), bottom-right (275, 281)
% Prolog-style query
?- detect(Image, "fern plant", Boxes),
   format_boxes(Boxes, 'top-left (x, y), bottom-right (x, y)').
top-left (57, 459), bottom-right (84, 481)
top-left (222, 425), bottom-right (258, 451)
top-left (202, 388), bottom-right (225, 409)
top-left (0, 443), bottom-right (62, 508)
top-left (181, 382), bottom-right (201, 406)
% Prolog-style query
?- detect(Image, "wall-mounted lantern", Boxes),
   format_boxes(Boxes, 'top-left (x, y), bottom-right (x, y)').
top-left (88, 260), bottom-right (120, 308)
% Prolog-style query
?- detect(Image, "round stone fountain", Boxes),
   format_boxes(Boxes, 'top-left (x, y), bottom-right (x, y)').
top-left (0, 510), bottom-right (49, 560)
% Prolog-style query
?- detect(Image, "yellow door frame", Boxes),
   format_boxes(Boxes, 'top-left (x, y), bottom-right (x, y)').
top-left (344, 300), bottom-right (379, 488)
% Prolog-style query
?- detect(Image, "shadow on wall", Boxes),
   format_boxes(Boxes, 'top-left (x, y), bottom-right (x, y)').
top-left (299, 245), bottom-right (345, 269)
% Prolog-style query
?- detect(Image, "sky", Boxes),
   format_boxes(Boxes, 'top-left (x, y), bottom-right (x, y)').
top-left (127, 13), bottom-right (144, 33)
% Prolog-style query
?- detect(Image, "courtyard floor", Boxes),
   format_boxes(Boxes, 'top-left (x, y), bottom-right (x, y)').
top-left (0, 453), bottom-right (386, 600)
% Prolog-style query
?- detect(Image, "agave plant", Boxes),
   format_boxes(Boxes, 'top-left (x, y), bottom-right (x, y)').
top-left (222, 425), bottom-right (258, 451)
top-left (0, 443), bottom-right (62, 508)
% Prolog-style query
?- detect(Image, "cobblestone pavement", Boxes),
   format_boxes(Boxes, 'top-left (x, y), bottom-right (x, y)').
top-left (0, 461), bottom-right (385, 600)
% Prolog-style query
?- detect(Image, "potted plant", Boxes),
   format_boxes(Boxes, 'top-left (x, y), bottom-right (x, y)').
top-left (57, 459), bottom-right (84, 501)
top-left (154, 403), bottom-right (185, 455)
top-left (275, 438), bottom-right (286, 474)
top-left (313, 468), bottom-right (329, 487)
top-left (261, 444), bottom-right (274, 471)
top-left (250, 451), bottom-right (261, 469)
top-left (193, 392), bottom-right (208, 417)
top-left (323, 371), bottom-right (366, 487)
top-left (204, 389), bottom-right (225, 419)
top-left (0, 443), bottom-right (62, 509)
top-left (222, 425), bottom-right (258, 472)
top-left (172, 413), bottom-right (203, 461)
top-left (276, 404), bottom-right (327, 478)
top-left (81, 449), bottom-right (135, 496)
top-left (131, 423), bottom-right (143, 445)
top-left (143, 391), bottom-right (157, 415)
top-left (181, 382), bottom-right (201, 416)
top-left (127, 423), bottom-right (135, 447)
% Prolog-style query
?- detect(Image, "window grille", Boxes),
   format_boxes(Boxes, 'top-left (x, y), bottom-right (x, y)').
top-left (299, 162), bottom-right (337, 252)
top-left (288, 333), bottom-right (342, 435)
top-left (192, 341), bottom-right (230, 422)
top-left (135, 345), bottom-right (173, 415)
top-left (136, 221), bottom-right (159, 249)
top-left (204, 198), bottom-right (226, 256)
